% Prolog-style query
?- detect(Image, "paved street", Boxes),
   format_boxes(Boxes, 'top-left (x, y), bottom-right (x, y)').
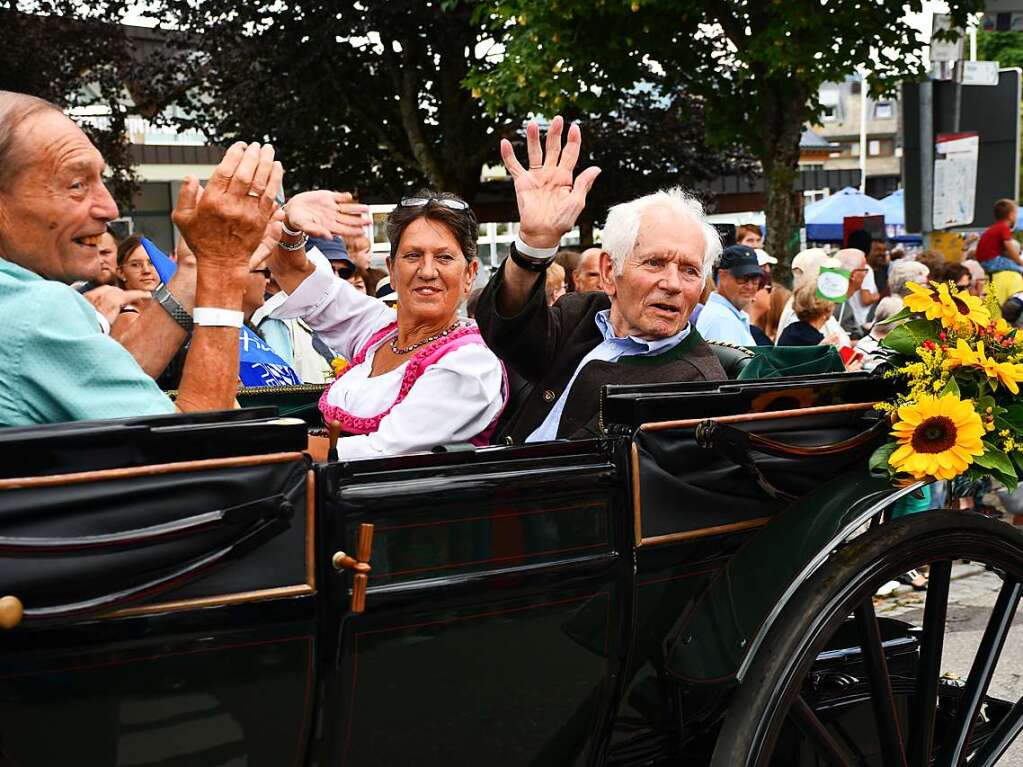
top-left (875, 563), bottom-right (1023, 765)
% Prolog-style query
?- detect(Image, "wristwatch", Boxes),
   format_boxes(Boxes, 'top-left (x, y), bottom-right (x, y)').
top-left (153, 282), bottom-right (194, 333)
top-left (509, 238), bottom-right (557, 273)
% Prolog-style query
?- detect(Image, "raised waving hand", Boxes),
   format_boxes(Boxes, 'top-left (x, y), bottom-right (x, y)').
top-left (500, 115), bottom-right (601, 249)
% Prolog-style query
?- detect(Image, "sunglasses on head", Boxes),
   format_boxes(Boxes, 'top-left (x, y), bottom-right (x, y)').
top-left (334, 263), bottom-right (355, 280)
top-left (400, 196), bottom-right (470, 211)
top-left (250, 268), bottom-right (271, 278)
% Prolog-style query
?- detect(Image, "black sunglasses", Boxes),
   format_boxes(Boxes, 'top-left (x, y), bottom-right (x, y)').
top-left (400, 196), bottom-right (470, 211)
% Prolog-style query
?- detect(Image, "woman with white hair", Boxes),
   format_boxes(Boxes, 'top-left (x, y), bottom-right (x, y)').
top-left (476, 116), bottom-right (727, 443)
top-left (887, 259), bottom-right (930, 297)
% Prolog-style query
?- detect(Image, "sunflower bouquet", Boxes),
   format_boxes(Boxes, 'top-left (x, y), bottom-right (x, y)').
top-left (870, 280), bottom-right (1023, 490)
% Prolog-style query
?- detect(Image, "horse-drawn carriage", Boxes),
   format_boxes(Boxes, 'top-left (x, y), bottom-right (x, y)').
top-left (1, 354), bottom-right (1021, 766)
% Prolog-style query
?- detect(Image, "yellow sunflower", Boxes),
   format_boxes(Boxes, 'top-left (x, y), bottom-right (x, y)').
top-left (939, 284), bottom-right (991, 329)
top-left (903, 282), bottom-right (945, 321)
top-left (945, 339), bottom-right (1023, 394)
top-left (902, 281), bottom-right (991, 330)
top-left (889, 394), bottom-right (985, 480)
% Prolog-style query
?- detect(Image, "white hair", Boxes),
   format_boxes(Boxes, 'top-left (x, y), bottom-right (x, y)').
top-left (601, 187), bottom-right (721, 278)
top-left (888, 259), bottom-right (930, 296)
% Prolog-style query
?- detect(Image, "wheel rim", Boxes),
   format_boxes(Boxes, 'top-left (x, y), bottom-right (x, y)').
top-left (749, 521), bottom-right (1023, 767)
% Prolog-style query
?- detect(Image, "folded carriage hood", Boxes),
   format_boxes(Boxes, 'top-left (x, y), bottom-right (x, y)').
top-left (663, 470), bottom-right (925, 685)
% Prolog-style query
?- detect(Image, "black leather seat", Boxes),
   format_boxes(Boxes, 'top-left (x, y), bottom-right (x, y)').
top-left (707, 341), bottom-right (755, 380)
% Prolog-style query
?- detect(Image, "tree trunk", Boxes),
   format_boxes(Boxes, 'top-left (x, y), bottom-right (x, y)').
top-left (758, 77), bottom-right (806, 287)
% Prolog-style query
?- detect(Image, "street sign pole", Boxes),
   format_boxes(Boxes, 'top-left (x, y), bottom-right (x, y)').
top-left (919, 80), bottom-right (934, 241)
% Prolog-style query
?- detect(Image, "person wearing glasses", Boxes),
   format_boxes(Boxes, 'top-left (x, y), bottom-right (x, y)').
top-left (831, 248), bottom-right (874, 341)
top-left (265, 191), bottom-right (507, 459)
top-left (694, 245), bottom-right (762, 346)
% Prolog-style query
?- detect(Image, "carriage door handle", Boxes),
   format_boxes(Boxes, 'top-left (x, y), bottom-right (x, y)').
top-left (332, 523), bottom-right (374, 614)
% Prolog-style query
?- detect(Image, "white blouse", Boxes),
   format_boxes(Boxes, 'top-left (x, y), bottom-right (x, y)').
top-left (271, 248), bottom-right (504, 460)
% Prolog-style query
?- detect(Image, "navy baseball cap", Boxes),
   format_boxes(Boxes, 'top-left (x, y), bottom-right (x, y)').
top-left (307, 235), bottom-right (350, 262)
top-left (718, 245), bottom-right (763, 278)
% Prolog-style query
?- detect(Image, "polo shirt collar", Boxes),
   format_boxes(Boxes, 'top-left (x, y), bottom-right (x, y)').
top-left (707, 291), bottom-right (750, 324)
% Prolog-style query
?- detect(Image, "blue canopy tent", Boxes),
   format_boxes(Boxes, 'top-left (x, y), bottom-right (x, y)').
top-left (804, 187), bottom-right (884, 242)
top-left (878, 189), bottom-right (924, 244)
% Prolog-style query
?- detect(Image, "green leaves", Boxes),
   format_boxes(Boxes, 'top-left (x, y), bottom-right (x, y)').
top-left (975, 441), bottom-right (1019, 492)
top-left (869, 442), bottom-right (897, 478)
top-left (881, 319), bottom-right (940, 357)
top-left (940, 377), bottom-right (961, 398)
top-left (875, 305), bottom-right (912, 327)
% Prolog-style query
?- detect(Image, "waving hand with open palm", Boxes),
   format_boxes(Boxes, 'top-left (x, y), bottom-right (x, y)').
top-left (500, 116), bottom-right (601, 249)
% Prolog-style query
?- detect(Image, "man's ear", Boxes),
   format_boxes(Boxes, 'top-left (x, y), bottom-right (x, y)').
top-left (598, 250), bottom-right (616, 296)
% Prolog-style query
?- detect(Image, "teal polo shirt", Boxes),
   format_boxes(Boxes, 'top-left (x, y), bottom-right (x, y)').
top-left (0, 257), bottom-right (175, 427)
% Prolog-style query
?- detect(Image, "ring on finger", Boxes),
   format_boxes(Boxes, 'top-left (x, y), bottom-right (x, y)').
top-left (247, 190), bottom-right (261, 198)
top-left (529, 164), bottom-right (543, 170)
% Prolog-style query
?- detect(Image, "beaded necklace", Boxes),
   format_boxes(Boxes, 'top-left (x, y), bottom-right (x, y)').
top-left (389, 320), bottom-right (462, 355)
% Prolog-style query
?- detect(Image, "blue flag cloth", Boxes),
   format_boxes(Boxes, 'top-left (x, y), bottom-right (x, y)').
top-left (140, 238), bottom-right (302, 387)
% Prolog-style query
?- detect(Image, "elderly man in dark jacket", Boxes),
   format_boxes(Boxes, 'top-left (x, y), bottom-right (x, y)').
top-left (476, 116), bottom-right (725, 442)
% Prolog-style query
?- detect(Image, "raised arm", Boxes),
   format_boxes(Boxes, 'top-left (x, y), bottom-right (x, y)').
top-left (172, 142), bottom-right (283, 413)
top-left (497, 116), bottom-right (601, 314)
top-left (255, 190), bottom-right (369, 294)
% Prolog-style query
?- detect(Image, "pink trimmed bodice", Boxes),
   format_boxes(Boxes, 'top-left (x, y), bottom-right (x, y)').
top-left (319, 321), bottom-right (507, 447)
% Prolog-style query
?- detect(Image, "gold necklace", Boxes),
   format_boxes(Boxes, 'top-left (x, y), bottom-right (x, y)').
top-left (390, 320), bottom-right (461, 355)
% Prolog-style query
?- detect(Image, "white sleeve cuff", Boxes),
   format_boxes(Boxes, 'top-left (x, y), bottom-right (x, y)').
top-left (270, 247), bottom-right (338, 320)
top-left (514, 236), bottom-right (559, 260)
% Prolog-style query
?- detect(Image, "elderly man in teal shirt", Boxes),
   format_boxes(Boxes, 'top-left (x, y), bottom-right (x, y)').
top-left (0, 90), bottom-right (287, 427)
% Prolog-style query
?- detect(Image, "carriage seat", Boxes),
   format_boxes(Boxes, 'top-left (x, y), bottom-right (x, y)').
top-left (707, 341), bottom-right (755, 380)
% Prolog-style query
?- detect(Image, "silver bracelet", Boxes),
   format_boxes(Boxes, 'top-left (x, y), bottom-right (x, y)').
top-left (281, 214), bottom-right (302, 237)
top-left (278, 231), bottom-right (309, 251)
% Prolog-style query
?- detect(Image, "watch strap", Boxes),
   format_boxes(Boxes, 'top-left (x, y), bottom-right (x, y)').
top-left (509, 243), bottom-right (554, 273)
top-left (153, 282), bottom-right (194, 333)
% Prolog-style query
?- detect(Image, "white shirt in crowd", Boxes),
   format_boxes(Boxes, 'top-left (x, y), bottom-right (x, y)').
top-left (271, 248), bottom-right (504, 460)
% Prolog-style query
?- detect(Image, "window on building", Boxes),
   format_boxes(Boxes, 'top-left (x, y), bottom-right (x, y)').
top-left (849, 142), bottom-right (860, 157)
top-left (821, 104), bottom-right (836, 121)
top-left (874, 102), bottom-right (894, 119)
top-left (819, 88), bottom-right (839, 122)
top-left (868, 140), bottom-right (881, 156)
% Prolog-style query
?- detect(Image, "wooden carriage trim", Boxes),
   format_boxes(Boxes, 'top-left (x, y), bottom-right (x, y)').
top-left (0, 455), bottom-right (316, 620)
top-left (0, 451), bottom-right (305, 490)
top-left (632, 401), bottom-right (878, 548)
top-left (637, 401), bottom-right (876, 432)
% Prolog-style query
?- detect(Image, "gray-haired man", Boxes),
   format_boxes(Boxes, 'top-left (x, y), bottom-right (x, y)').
top-left (475, 116), bottom-right (725, 442)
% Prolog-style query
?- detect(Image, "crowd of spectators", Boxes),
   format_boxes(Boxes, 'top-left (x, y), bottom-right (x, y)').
top-left (7, 86), bottom-right (1023, 471)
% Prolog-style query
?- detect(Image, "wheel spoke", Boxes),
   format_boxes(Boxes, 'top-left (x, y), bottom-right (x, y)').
top-left (969, 693), bottom-right (1023, 767)
top-left (941, 577), bottom-right (1022, 767)
top-left (907, 560), bottom-right (952, 767)
top-left (855, 597), bottom-right (908, 767)
top-left (789, 695), bottom-right (856, 766)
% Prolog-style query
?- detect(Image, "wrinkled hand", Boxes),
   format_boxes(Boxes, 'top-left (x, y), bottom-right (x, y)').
top-left (500, 115), bottom-right (601, 249)
top-left (172, 142), bottom-right (283, 274)
top-left (83, 285), bottom-right (151, 326)
top-left (283, 190), bottom-right (369, 240)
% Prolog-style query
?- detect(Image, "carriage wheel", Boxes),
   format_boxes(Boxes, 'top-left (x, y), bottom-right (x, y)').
top-left (709, 510), bottom-right (1023, 767)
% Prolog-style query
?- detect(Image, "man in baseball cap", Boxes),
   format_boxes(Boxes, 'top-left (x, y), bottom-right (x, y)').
top-left (694, 244), bottom-right (763, 346)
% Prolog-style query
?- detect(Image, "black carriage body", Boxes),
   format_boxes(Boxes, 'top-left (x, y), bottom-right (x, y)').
top-left (0, 373), bottom-right (929, 766)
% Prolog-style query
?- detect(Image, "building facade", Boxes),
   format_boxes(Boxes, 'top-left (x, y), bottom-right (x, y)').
top-left (813, 75), bottom-right (902, 199)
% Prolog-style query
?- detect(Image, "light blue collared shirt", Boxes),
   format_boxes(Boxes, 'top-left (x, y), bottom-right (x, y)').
top-left (694, 291), bottom-right (755, 346)
top-left (526, 310), bottom-right (691, 442)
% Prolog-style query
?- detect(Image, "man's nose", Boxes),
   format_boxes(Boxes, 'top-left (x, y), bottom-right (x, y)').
top-left (92, 182), bottom-right (119, 222)
top-left (659, 264), bottom-right (683, 292)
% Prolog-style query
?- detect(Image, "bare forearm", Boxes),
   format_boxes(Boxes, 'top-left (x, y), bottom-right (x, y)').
top-left (112, 268), bottom-right (195, 378)
top-left (174, 268), bottom-right (245, 413)
top-left (114, 307), bottom-right (187, 378)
